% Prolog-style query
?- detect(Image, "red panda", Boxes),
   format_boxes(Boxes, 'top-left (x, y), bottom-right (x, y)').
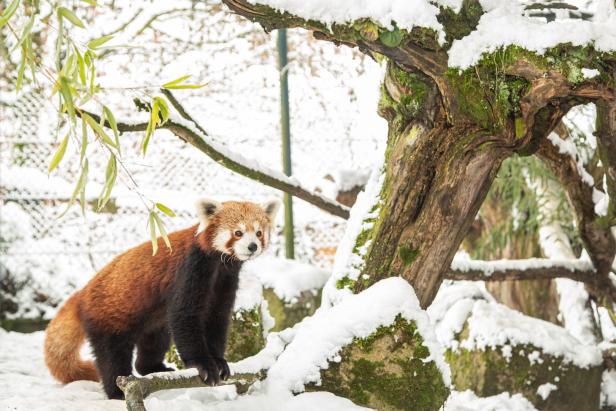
top-left (44, 199), bottom-right (279, 399)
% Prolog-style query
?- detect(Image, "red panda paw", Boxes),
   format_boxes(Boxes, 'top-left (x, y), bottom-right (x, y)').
top-left (213, 357), bottom-right (230, 380)
top-left (186, 358), bottom-right (221, 386)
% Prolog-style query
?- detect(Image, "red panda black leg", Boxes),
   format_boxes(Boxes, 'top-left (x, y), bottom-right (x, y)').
top-left (135, 327), bottom-right (174, 375)
top-left (169, 246), bottom-right (242, 386)
top-left (89, 331), bottom-right (135, 399)
top-left (203, 262), bottom-right (241, 381)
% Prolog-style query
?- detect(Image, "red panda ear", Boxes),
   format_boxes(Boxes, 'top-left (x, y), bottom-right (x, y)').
top-left (261, 199), bottom-right (280, 220)
top-left (196, 199), bottom-right (222, 233)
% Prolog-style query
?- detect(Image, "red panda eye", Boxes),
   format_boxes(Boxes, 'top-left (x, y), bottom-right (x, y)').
top-left (234, 230), bottom-right (243, 237)
top-left (256, 231), bottom-right (262, 237)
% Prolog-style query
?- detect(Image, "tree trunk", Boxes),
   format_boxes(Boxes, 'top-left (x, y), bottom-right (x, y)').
top-left (353, 62), bottom-right (508, 308)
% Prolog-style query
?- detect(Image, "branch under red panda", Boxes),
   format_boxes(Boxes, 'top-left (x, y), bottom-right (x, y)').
top-left (77, 94), bottom-right (351, 219)
top-left (117, 370), bottom-right (261, 411)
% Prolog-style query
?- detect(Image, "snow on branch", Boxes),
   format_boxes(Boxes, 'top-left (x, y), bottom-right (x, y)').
top-left (537, 137), bottom-right (616, 279)
top-left (116, 369), bottom-right (261, 411)
top-left (447, 257), bottom-right (595, 282)
top-left (78, 92), bottom-right (351, 219)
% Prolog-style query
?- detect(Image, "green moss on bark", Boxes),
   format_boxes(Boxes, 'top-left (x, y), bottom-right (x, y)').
top-left (226, 307), bottom-right (266, 362)
top-left (447, 343), bottom-right (602, 411)
top-left (309, 316), bottom-right (450, 411)
top-left (263, 287), bottom-right (321, 332)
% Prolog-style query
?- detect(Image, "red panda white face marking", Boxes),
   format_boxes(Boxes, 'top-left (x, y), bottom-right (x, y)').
top-left (196, 198), bottom-right (280, 261)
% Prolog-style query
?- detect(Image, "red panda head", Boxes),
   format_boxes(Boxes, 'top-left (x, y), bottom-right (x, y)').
top-left (195, 198), bottom-right (280, 261)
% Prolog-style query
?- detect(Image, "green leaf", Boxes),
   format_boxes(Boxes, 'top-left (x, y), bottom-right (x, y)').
top-left (103, 106), bottom-right (120, 151)
top-left (162, 84), bottom-right (207, 90)
top-left (153, 96), bottom-right (169, 123)
top-left (57, 7), bottom-right (85, 28)
top-left (80, 118), bottom-right (88, 163)
top-left (15, 45), bottom-right (27, 92)
top-left (162, 74), bottom-right (207, 89)
top-left (81, 0), bottom-right (97, 7)
top-left (97, 156), bottom-right (116, 210)
top-left (87, 34), bottom-right (113, 49)
top-left (155, 202), bottom-right (176, 217)
top-left (59, 77), bottom-right (76, 124)
top-left (379, 28), bottom-right (404, 47)
top-left (59, 159), bottom-right (88, 218)
top-left (48, 133), bottom-right (69, 173)
top-left (0, 0), bottom-right (20, 29)
top-left (152, 212), bottom-right (172, 250)
top-left (75, 47), bottom-right (86, 85)
top-left (11, 13), bottom-right (34, 52)
top-left (82, 112), bottom-right (117, 149)
top-left (142, 99), bottom-right (160, 155)
top-left (162, 75), bottom-right (191, 88)
top-left (148, 211), bottom-right (158, 255)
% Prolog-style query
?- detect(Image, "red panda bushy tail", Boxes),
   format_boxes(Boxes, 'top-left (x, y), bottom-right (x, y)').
top-left (44, 292), bottom-right (99, 383)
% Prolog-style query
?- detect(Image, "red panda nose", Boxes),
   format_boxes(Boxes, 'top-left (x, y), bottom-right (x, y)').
top-left (248, 243), bottom-right (258, 253)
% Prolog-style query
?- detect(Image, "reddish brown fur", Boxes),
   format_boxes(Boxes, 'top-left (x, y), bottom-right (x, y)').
top-left (44, 201), bottom-right (274, 385)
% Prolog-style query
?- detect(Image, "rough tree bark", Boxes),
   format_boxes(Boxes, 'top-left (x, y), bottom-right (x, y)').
top-left (220, 0), bottom-right (615, 309)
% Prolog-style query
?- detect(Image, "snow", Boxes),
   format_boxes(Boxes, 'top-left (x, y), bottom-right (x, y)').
top-left (242, 256), bottom-right (330, 303)
top-left (448, 0), bottom-right (616, 69)
top-left (428, 281), bottom-right (493, 348)
top-left (0, 278), bottom-right (454, 411)
top-left (428, 278), bottom-right (602, 368)
top-left (444, 390), bottom-right (537, 411)
top-left (451, 254), bottom-right (593, 277)
top-left (246, 0), bottom-right (450, 43)
top-left (321, 163), bottom-right (385, 308)
top-left (601, 370), bottom-right (616, 409)
top-left (264, 277), bottom-right (450, 392)
top-left (536, 178), bottom-right (599, 345)
top-left (459, 300), bottom-right (602, 368)
top-left (0, 329), bottom-right (368, 411)
top-left (536, 382), bottom-right (557, 400)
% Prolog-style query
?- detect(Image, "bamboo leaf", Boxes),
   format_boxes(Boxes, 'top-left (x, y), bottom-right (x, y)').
top-left (162, 75), bottom-right (191, 88)
top-left (80, 0), bottom-right (97, 6)
top-left (11, 14), bottom-right (34, 52)
top-left (15, 45), bottom-right (27, 92)
top-left (75, 47), bottom-right (86, 85)
top-left (155, 202), bottom-right (176, 217)
top-left (59, 159), bottom-right (88, 218)
top-left (102, 105), bottom-right (120, 150)
top-left (48, 133), bottom-right (69, 173)
top-left (97, 156), bottom-right (116, 210)
top-left (80, 117), bottom-right (88, 164)
top-left (153, 96), bottom-right (169, 123)
top-left (141, 100), bottom-right (160, 155)
top-left (0, 0), bottom-right (20, 29)
top-left (153, 212), bottom-right (171, 250)
top-left (57, 6), bottom-right (85, 28)
top-left (162, 74), bottom-right (206, 89)
top-left (59, 77), bottom-right (76, 124)
top-left (149, 211), bottom-right (158, 255)
top-left (162, 84), bottom-right (207, 90)
top-left (87, 34), bottom-right (113, 49)
top-left (82, 112), bottom-right (117, 149)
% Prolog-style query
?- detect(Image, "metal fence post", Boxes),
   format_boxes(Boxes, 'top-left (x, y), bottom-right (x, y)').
top-left (277, 29), bottom-right (295, 259)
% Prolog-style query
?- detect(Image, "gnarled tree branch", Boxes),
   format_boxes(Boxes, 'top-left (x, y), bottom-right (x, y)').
top-left (78, 92), bottom-right (350, 219)
top-left (447, 258), bottom-right (594, 283)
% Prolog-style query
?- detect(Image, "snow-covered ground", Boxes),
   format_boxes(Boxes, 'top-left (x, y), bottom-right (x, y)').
top-left (0, 328), bottom-right (539, 411)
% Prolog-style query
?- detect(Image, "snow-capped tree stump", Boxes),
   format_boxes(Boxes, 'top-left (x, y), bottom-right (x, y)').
top-left (116, 370), bottom-right (262, 411)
